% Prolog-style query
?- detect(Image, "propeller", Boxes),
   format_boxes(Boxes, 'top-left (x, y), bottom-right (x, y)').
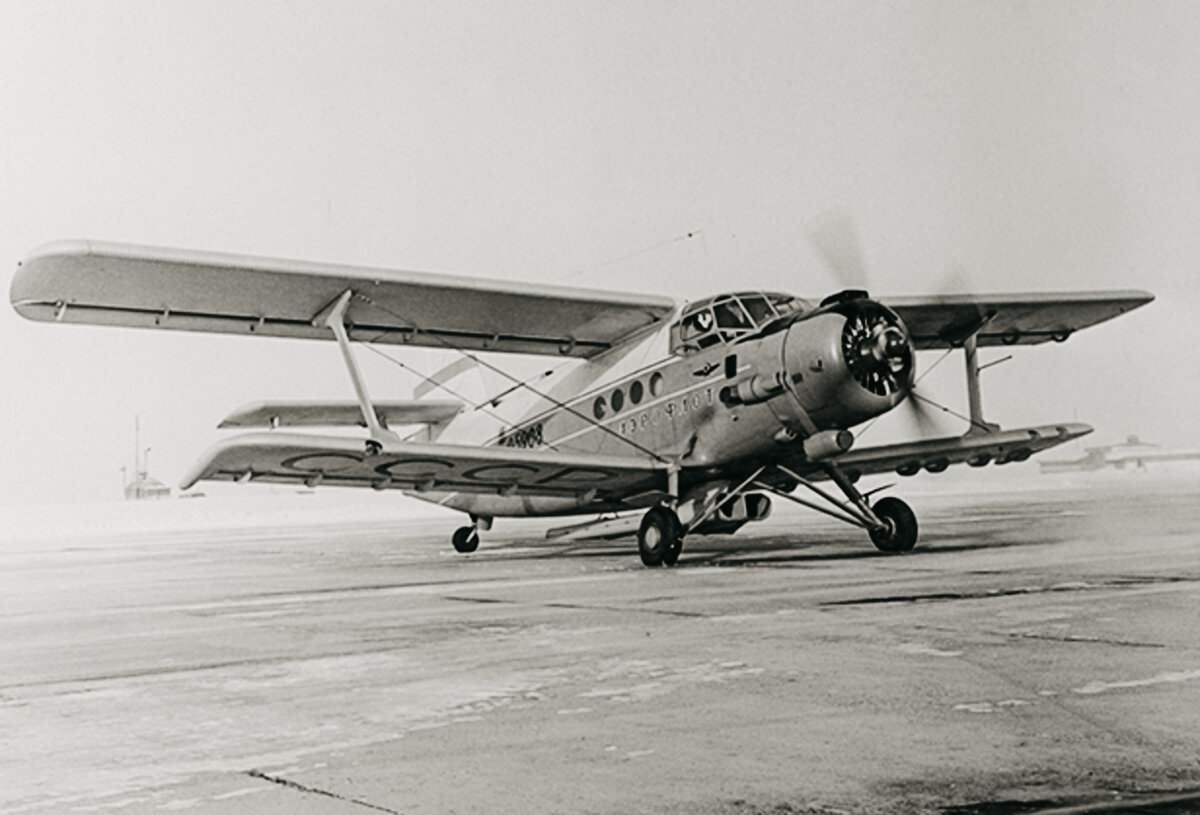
top-left (903, 388), bottom-right (945, 438)
top-left (806, 210), bottom-right (947, 437)
top-left (932, 263), bottom-right (991, 345)
top-left (805, 211), bottom-right (869, 291)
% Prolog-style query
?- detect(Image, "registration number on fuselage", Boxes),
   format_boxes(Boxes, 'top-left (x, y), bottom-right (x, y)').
top-left (499, 422), bottom-right (545, 449)
top-left (617, 387), bottom-right (713, 435)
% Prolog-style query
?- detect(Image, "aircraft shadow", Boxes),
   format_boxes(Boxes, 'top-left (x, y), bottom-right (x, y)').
top-left (483, 534), bottom-right (1031, 568)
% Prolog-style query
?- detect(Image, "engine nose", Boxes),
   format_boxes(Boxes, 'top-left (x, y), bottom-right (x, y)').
top-left (841, 301), bottom-right (915, 397)
top-left (773, 298), bottom-right (916, 431)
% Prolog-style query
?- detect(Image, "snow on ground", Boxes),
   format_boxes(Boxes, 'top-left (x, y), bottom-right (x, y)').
top-left (0, 488), bottom-right (458, 545)
top-left (2, 460), bottom-right (1196, 546)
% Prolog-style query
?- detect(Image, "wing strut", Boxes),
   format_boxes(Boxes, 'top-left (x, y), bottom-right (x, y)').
top-left (962, 333), bottom-right (1000, 435)
top-left (321, 290), bottom-right (399, 449)
top-left (353, 290), bottom-right (671, 466)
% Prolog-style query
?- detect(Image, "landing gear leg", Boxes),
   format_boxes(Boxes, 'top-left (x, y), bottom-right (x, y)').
top-left (762, 463), bottom-right (920, 554)
top-left (638, 505), bottom-right (682, 567)
top-left (820, 465), bottom-right (921, 554)
top-left (819, 463), bottom-right (918, 553)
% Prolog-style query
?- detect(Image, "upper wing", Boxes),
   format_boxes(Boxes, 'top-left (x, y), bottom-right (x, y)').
top-left (11, 240), bottom-right (678, 358)
top-left (783, 422), bottom-right (1094, 481)
top-left (882, 291), bottom-right (1153, 349)
top-left (181, 431), bottom-right (669, 498)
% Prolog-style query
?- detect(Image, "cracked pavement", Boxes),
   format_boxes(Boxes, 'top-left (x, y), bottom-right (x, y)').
top-left (2, 474), bottom-right (1199, 813)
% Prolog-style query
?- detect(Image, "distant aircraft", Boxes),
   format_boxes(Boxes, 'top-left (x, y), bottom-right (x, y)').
top-left (11, 238), bottom-right (1152, 566)
top-left (1040, 435), bottom-right (1200, 473)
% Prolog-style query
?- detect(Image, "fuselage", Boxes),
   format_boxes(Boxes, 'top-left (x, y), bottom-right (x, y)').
top-left (416, 290), bottom-right (915, 518)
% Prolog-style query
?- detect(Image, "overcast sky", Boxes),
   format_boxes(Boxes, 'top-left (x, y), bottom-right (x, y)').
top-left (2, 0), bottom-right (1197, 506)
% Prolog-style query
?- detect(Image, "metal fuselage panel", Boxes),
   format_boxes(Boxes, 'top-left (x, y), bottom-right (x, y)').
top-left (423, 302), bottom-right (908, 517)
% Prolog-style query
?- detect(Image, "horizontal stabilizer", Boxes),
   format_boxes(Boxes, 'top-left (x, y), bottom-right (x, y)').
top-left (180, 432), bottom-right (668, 498)
top-left (11, 240), bottom-right (678, 358)
top-left (218, 399), bottom-right (463, 429)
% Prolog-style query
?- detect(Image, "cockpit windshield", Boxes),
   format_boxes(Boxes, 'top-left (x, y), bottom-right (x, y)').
top-left (740, 295), bottom-right (777, 325)
top-left (670, 291), bottom-right (808, 355)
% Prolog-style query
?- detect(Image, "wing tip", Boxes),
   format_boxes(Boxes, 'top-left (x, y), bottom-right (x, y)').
top-left (11, 239), bottom-right (88, 315)
top-left (217, 400), bottom-right (272, 429)
top-left (21, 238), bottom-right (95, 266)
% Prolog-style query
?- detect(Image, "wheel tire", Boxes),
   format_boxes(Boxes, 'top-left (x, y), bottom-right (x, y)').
top-left (662, 533), bottom-right (684, 567)
top-left (638, 506), bottom-right (681, 567)
top-left (452, 526), bottom-right (479, 553)
top-left (869, 497), bottom-right (918, 553)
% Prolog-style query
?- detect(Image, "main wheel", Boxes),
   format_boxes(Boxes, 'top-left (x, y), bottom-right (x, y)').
top-left (661, 530), bottom-right (684, 567)
top-left (452, 526), bottom-right (480, 553)
top-left (869, 497), bottom-right (918, 553)
top-left (638, 506), bottom-right (681, 567)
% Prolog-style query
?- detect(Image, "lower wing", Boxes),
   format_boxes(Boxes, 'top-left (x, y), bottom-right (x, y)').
top-left (181, 432), bottom-right (669, 500)
top-left (787, 423), bottom-right (1093, 480)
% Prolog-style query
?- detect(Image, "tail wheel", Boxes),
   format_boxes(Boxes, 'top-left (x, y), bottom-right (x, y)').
top-left (452, 526), bottom-right (480, 553)
top-left (869, 497), bottom-right (918, 553)
top-left (638, 506), bottom-right (682, 567)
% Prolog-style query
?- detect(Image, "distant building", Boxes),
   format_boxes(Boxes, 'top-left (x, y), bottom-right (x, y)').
top-left (124, 474), bottom-right (172, 500)
top-left (122, 416), bottom-right (172, 499)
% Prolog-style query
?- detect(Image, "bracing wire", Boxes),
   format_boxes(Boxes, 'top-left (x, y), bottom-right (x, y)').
top-left (359, 343), bottom-right (523, 442)
top-left (353, 292), bottom-right (668, 463)
top-left (854, 347), bottom-right (955, 439)
top-left (908, 391), bottom-right (997, 432)
top-left (360, 342), bottom-right (495, 416)
top-left (555, 230), bottom-right (701, 284)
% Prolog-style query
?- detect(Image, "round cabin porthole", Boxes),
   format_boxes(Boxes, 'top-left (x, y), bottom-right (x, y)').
top-left (593, 397), bottom-right (607, 419)
top-left (629, 380), bottom-right (644, 405)
top-left (649, 372), bottom-right (664, 397)
top-left (611, 388), bottom-right (625, 412)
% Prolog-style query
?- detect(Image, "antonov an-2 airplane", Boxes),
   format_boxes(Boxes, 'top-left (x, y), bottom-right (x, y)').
top-left (11, 240), bottom-right (1152, 566)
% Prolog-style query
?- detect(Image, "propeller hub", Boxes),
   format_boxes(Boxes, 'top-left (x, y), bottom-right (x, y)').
top-left (841, 302), bottom-right (914, 397)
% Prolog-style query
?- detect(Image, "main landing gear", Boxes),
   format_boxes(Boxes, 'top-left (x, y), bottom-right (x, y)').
top-left (757, 462), bottom-right (919, 555)
top-left (637, 505), bottom-right (683, 567)
top-left (636, 461), bottom-right (919, 568)
top-left (866, 496), bottom-right (918, 553)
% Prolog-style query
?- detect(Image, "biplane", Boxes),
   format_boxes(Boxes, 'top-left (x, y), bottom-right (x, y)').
top-left (1040, 435), bottom-right (1200, 473)
top-left (11, 239), bottom-right (1152, 566)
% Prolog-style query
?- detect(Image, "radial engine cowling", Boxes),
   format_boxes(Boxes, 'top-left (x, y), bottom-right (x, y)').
top-left (776, 298), bottom-right (916, 429)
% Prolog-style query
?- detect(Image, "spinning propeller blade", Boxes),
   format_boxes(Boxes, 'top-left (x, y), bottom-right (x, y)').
top-left (808, 213), bottom-right (979, 438)
top-left (903, 387), bottom-right (942, 437)
top-left (806, 211), bottom-right (869, 290)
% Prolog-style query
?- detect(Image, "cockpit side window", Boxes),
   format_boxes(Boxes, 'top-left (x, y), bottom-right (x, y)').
top-left (713, 299), bottom-right (751, 329)
top-left (681, 308), bottom-right (715, 341)
top-left (768, 293), bottom-right (803, 316)
top-left (739, 295), bottom-right (775, 325)
top-left (671, 291), bottom-right (804, 355)
top-left (712, 298), bottom-right (754, 341)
